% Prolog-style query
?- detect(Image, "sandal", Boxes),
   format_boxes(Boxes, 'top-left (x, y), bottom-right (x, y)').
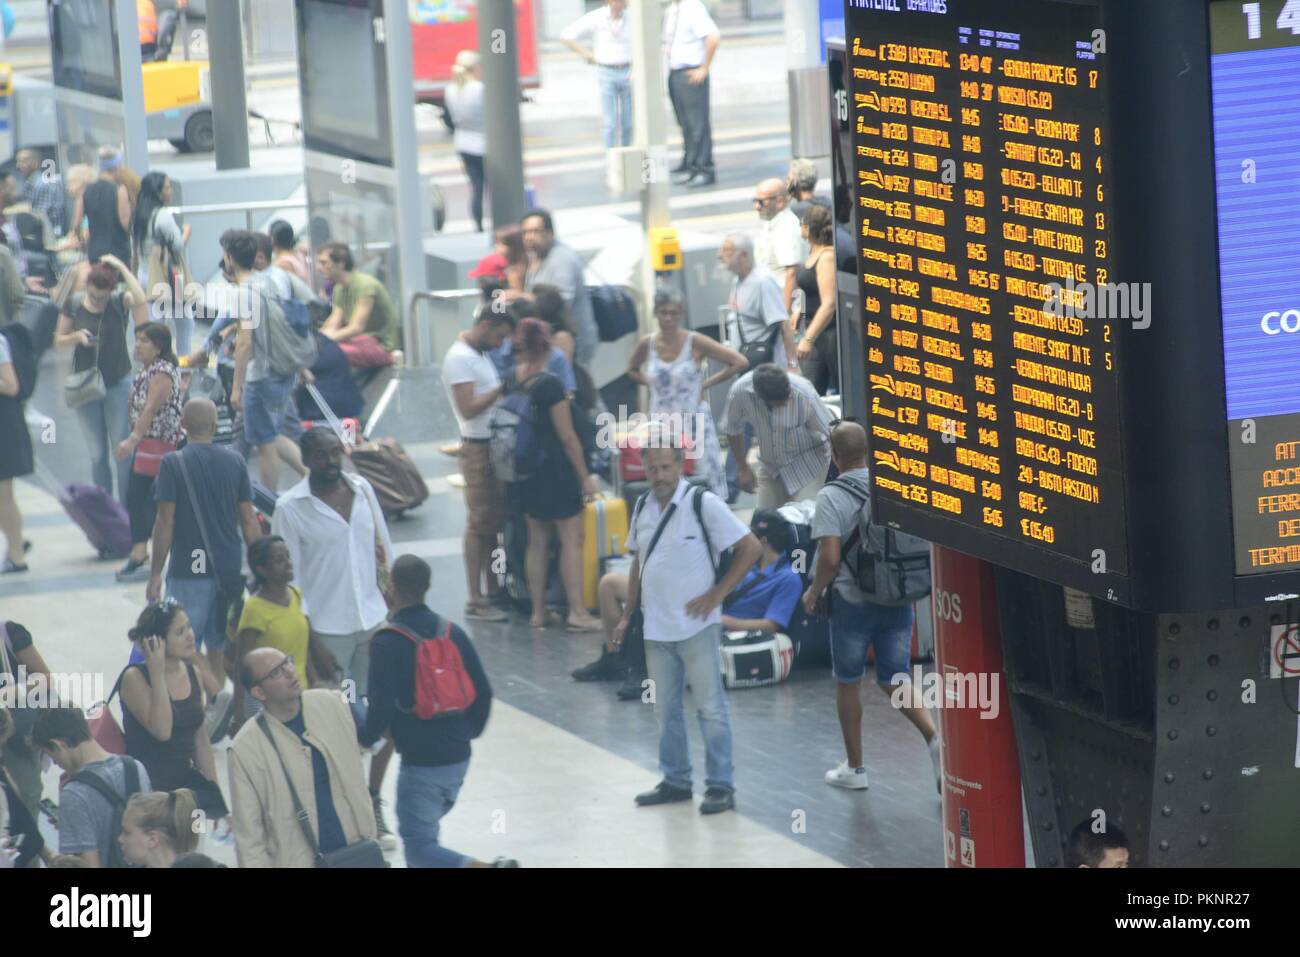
top-left (465, 602), bottom-right (508, 622)
top-left (566, 617), bottom-right (604, 633)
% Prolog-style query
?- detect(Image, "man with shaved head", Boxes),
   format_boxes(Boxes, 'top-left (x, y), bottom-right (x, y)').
top-left (147, 399), bottom-right (263, 711)
top-left (228, 647), bottom-right (376, 867)
top-left (802, 421), bottom-right (941, 793)
top-left (752, 177), bottom-right (808, 310)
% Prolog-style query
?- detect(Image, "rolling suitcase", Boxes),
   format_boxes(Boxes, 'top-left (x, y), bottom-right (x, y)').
top-left (37, 463), bottom-right (131, 558)
top-left (582, 494), bottom-right (629, 610)
top-left (349, 438), bottom-right (429, 517)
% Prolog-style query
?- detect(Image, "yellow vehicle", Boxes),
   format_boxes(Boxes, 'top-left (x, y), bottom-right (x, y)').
top-left (142, 59), bottom-right (213, 152)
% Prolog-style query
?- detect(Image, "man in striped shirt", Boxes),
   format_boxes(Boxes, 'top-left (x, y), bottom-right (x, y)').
top-left (721, 364), bottom-right (833, 508)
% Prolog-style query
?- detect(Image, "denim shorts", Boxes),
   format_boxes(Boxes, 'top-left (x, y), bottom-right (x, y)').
top-left (166, 576), bottom-right (227, 652)
top-left (244, 374), bottom-right (296, 446)
top-left (829, 593), bottom-right (915, 685)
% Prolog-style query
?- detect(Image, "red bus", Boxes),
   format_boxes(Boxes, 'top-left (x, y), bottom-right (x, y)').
top-left (409, 0), bottom-right (541, 106)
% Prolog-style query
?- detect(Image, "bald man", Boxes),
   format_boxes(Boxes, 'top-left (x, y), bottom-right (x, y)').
top-left (228, 648), bottom-right (376, 867)
top-left (802, 422), bottom-right (941, 793)
top-left (148, 399), bottom-right (263, 700)
top-left (752, 177), bottom-right (808, 310)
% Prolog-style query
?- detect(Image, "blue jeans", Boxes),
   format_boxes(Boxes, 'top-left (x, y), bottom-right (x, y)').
top-left (396, 760), bottom-right (472, 868)
top-left (598, 65), bottom-right (633, 148)
top-left (166, 576), bottom-right (226, 652)
top-left (74, 375), bottom-right (133, 506)
top-left (244, 374), bottom-right (296, 446)
top-left (645, 624), bottom-right (734, 791)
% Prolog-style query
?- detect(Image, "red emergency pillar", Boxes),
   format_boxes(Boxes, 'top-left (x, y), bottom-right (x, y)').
top-left (931, 546), bottom-right (1023, 867)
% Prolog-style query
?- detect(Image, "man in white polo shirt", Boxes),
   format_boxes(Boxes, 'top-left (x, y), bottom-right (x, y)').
top-left (443, 306), bottom-right (517, 621)
top-left (664, 0), bottom-right (721, 188)
top-left (561, 0), bottom-right (635, 149)
top-left (614, 437), bottom-right (761, 815)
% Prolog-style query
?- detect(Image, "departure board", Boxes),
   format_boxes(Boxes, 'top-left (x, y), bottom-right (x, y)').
top-left (1209, 0), bottom-right (1300, 576)
top-left (846, 0), bottom-right (1129, 584)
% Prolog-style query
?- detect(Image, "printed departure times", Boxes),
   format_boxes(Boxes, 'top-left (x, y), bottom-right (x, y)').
top-left (846, 0), bottom-right (1128, 580)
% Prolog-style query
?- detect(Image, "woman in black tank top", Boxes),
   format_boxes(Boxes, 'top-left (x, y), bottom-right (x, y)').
top-left (120, 601), bottom-right (222, 801)
top-left (792, 203), bottom-right (840, 395)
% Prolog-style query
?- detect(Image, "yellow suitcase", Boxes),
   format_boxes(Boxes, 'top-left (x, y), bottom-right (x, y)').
top-left (582, 494), bottom-right (629, 610)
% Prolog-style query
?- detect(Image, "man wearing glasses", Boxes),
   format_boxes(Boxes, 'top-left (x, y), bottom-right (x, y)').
top-left (227, 648), bottom-right (377, 867)
top-left (752, 178), bottom-right (808, 312)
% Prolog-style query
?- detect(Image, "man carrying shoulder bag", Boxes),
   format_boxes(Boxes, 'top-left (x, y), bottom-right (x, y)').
top-left (227, 647), bottom-right (382, 867)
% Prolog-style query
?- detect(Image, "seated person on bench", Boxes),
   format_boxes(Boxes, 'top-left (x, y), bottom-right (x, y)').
top-left (314, 242), bottom-right (400, 370)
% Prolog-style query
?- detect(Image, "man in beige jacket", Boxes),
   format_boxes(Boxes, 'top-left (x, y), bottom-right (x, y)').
top-left (228, 648), bottom-right (376, 867)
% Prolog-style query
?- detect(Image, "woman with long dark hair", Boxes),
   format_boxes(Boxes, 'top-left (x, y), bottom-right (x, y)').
top-left (121, 601), bottom-right (226, 820)
top-left (510, 318), bottom-right (603, 632)
top-left (131, 172), bottom-right (193, 353)
top-left (115, 323), bottom-right (184, 582)
top-left (790, 203), bottom-right (839, 394)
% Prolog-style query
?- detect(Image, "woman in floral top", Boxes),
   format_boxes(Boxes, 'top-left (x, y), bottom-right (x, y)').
top-left (115, 322), bottom-right (184, 582)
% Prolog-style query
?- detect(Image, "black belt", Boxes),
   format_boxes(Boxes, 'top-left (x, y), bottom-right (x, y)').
top-left (600, 62), bottom-right (632, 68)
top-left (462, 437), bottom-right (490, 444)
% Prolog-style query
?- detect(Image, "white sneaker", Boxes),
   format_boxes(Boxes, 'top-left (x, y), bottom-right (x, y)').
top-left (929, 736), bottom-right (942, 793)
top-left (825, 761), bottom-right (869, 790)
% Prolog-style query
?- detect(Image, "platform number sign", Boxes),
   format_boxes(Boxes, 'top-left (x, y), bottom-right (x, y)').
top-left (1242, 1), bottom-right (1300, 38)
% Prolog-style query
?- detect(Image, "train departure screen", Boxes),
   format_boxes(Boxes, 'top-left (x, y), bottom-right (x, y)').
top-left (1209, 0), bottom-right (1300, 575)
top-left (845, 0), bottom-right (1128, 580)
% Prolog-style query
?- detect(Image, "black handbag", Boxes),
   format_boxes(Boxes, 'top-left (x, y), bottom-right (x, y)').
top-left (180, 764), bottom-right (229, 819)
top-left (257, 715), bottom-right (388, 868)
top-left (736, 318), bottom-right (780, 369)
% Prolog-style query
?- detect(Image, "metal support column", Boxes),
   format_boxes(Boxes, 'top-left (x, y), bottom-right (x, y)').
top-left (114, 0), bottom-right (149, 173)
top-left (382, 0), bottom-right (430, 364)
top-left (630, 0), bottom-right (670, 341)
top-left (478, 0), bottom-right (527, 231)
top-left (208, 0), bottom-right (251, 170)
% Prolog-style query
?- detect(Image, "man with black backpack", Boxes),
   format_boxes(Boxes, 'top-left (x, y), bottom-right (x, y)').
top-left (613, 439), bottom-right (761, 815)
top-left (33, 707), bottom-right (152, 867)
top-left (363, 555), bottom-right (517, 867)
top-left (802, 422), bottom-right (940, 793)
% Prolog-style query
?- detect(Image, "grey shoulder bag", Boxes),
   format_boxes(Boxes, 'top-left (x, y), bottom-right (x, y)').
top-left (64, 305), bottom-right (107, 409)
top-left (256, 714), bottom-right (387, 868)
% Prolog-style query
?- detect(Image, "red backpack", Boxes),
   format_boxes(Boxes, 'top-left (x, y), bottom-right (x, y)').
top-left (382, 619), bottom-right (478, 718)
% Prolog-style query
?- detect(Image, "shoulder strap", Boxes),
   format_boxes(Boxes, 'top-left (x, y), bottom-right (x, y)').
top-left (378, 622), bottom-right (424, 645)
top-left (175, 449), bottom-right (215, 571)
top-left (71, 760), bottom-right (131, 809)
top-left (724, 566), bottom-right (767, 606)
top-left (257, 714), bottom-right (323, 863)
top-left (636, 497), bottom-right (678, 584)
top-left (827, 478), bottom-right (870, 565)
top-left (691, 485), bottom-right (718, 578)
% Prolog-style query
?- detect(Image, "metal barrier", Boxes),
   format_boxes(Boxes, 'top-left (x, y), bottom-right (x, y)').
top-left (408, 288), bottom-right (480, 368)
top-left (167, 199), bottom-right (308, 235)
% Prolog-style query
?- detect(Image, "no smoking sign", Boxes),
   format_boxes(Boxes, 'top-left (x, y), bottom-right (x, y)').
top-left (1270, 624), bottom-right (1300, 679)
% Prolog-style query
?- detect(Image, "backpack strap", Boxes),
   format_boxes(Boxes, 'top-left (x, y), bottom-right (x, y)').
top-left (691, 485), bottom-right (719, 581)
top-left (70, 766), bottom-right (127, 810)
top-left (827, 477), bottom-right (871, 571)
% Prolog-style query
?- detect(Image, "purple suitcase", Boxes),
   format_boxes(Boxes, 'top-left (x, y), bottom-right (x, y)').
top-left (59, 483), bottom-right (132, 558)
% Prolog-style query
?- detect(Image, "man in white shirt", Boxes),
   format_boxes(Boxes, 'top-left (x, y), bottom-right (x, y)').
top-left (719, 232), bottom-right (797, 371)
top-left (664, 0), bottom-right (721, 188)
top-left (443, 306), bottom-right (516, 622)
top-left (753, 177), bottom-right (808, 310)
top-left (614, 439), bottom-right (761, 815)
top-left (270, 426), bottom-right (399, 847)
top-left (562, 0), bottom-right (634, 149)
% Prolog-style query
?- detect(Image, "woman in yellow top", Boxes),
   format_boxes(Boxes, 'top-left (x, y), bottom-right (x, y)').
top-left (231, 536), bottom-right (336, 732)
